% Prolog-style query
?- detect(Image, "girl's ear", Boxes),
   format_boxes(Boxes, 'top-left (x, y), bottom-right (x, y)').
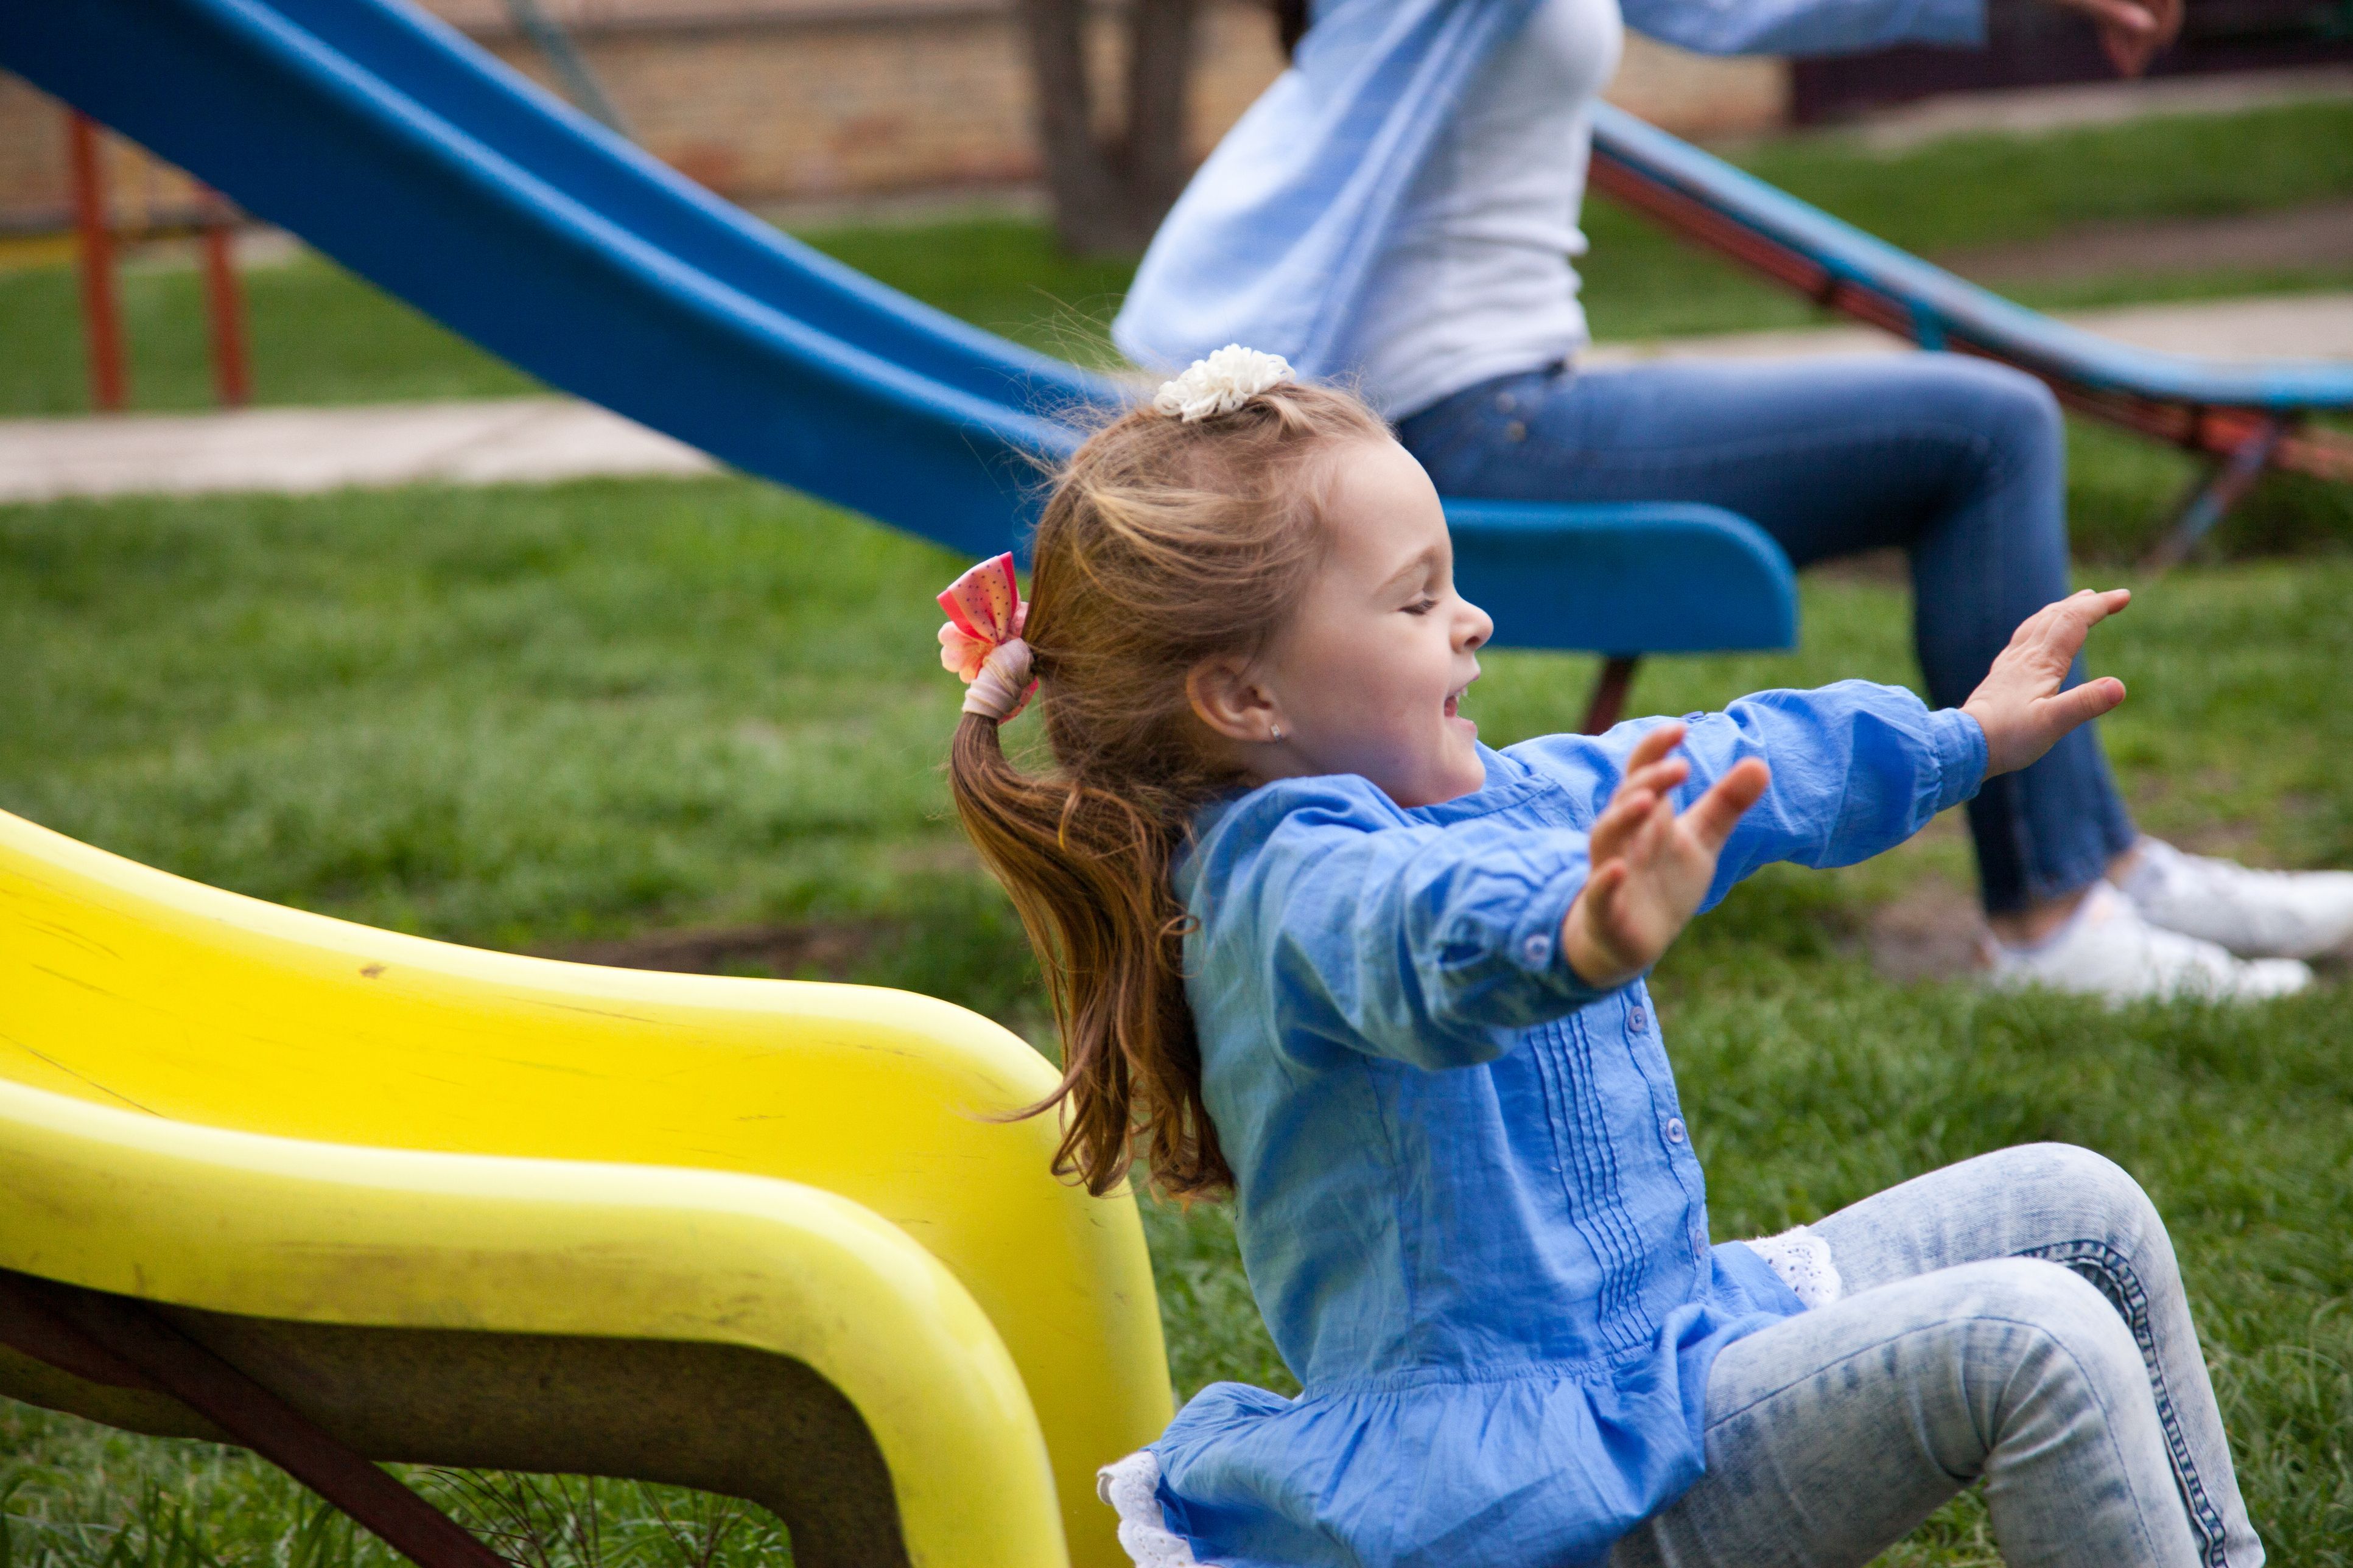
top-left (1187, 654), bottom-right (1279, 745)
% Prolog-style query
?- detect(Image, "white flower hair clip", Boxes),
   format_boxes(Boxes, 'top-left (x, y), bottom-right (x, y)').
top-left (1152, 345), bottom-right (1294, 422)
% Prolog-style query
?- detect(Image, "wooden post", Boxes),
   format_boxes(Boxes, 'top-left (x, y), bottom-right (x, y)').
top-left (65, 110), bottom-right (130, 413)
top-left (198, 186), bottom-right (253, 407)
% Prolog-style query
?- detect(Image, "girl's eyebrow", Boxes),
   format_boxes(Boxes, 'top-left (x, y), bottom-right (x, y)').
top-left (1377, 547), bottom-right (1441, 595)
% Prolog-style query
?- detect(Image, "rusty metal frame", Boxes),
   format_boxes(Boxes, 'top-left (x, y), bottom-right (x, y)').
top-left (0, 1269), bottom-right (510, 1568)
top-left (1583, 147), bottom-right (2353, 547)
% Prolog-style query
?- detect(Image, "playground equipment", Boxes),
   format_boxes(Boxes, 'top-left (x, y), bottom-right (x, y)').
top-left (1, 0), bottom-right (2344, 1553)
top-left (0, 0), bottom-right (1801, 732)
top-left (62, 110), bottom-right (252, 413)
top-left (1586, 103), bottom-right (2353, 567)
top-left (0, 805), bottom-right (1168, 1568)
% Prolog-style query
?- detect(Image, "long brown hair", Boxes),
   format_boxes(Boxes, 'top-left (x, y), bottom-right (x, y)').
top-left (950, 382), bottom-right (1389, 1199)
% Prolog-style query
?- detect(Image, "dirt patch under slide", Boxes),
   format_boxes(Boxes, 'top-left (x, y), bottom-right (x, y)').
top-left (546, 920), bottom-right (887, 980)
top-left (1862, 878), bottom-right (1990, 985)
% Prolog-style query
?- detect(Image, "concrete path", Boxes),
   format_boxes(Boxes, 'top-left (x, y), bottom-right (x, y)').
top-left (4, 291), bottom-right (2349, 503)
top-left (1579, 289), bottom-right (2353, 369)
top-left (0, 397), bottom-right (714, 504)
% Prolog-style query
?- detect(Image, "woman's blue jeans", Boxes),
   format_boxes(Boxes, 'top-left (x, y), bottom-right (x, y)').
top-left (1396, 354), bottom-right (2139, 915)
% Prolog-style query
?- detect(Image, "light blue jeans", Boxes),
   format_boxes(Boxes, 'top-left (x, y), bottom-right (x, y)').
top-left (1396, 355), bottom-right (2140, 915)
top-left (1611, 1144), bottom-right (2260, 1567)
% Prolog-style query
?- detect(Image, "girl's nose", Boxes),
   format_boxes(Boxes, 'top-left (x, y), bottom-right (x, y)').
top-left (1459, 598), bottom-right (1493, 652)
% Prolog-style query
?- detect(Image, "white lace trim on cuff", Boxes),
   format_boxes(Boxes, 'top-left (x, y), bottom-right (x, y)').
top-left (1741, 1223), bottom-right (1844, 1309)
top-left (1098, 1451), bottom-right (1199, 1567)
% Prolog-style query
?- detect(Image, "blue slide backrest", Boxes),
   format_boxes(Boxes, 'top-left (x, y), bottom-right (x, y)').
top-left (1446, 500), bottom-right (1796, 654)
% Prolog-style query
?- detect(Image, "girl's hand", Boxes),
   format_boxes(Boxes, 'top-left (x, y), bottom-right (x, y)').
top-left (1562, 723), bottom-right (1770, 991)
top-left (1962, 589), bottom-right (2131, 777)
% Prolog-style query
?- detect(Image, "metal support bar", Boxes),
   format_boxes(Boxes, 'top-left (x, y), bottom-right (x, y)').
top-left (499, 0), bottom-right (632, 137)
top-left (65, 110), bottom-right (129, 413)
top-left (1587, 150), bottom-right (2353, 495)
top-left (1581, 656), bottom-right (1639, 735)
top-left (2144, 415), bottom-right (2291, 573)
top-left (0, 1270), bottom-right (510, 1568)
top-left (198, 185), bottom-right (253, 408)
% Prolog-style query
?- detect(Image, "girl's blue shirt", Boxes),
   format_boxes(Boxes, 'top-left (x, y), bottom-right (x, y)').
top-left (1154, 681), bottom-right (1986, 1567)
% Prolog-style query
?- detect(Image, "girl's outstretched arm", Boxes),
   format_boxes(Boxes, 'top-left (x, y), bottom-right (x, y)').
top-left (1196, 776), bottom-right (1613, 1071)
top-left (1555, 588), bottom-right (2131, 988)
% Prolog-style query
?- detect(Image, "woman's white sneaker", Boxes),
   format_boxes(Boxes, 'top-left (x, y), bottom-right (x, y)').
top-left (2117, 837), bottom-right (2353, 959)
top-left (1984, 881), bottom-right (2312, 1004)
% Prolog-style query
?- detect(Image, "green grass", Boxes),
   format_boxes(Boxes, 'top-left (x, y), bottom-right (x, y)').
top-left (0, 478), bottom-right (1037, 1016)
top-left (1747, 97), bottom-right (2353, 256)
top-left (0, 256), bottom-right (539, 418)
top-left (0, 1399), bottom-right (788, 1568)
top-left (5, 478), bottom-right (2353, 1560)
top-left (7, 97), bottom-right (2353, 415)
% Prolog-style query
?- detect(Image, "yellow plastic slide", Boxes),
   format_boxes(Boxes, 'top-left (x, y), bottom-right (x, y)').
top-left (0, 805), bottom-right (1173, 1568)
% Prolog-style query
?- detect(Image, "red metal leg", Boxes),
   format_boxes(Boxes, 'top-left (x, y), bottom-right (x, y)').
top-left (65, 111), bottom-right (130, 413)
top-left (0, 1270), bottom-right (510, 1568)
top-left (2144, 415), bottom-right (2291, 573)
top-left (199, 186), bottom-right (253, 408)
top-left (1581, 656), bottom-right (1639, 735)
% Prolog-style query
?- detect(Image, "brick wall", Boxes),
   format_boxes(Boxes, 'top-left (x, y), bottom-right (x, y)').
top-left (0, 0), bottom-right (1784, 232)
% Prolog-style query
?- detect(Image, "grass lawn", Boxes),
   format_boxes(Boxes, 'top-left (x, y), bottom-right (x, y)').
top-left (5, 475), bottom-right (2353, 1563)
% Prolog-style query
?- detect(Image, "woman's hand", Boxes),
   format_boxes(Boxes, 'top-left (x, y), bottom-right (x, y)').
top-left (2042, 0), bottom-right (2182, 76)
top-left (1562, 723), bottom-right (1770, 991)
top-left (1963, 588), bottom-right (2132, 777)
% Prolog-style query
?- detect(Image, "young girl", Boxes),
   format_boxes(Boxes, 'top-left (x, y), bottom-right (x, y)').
top-left (940, 349), bottom-right (2261, 1567)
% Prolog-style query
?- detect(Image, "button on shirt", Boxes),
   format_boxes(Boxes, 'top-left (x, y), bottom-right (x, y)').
top-left (1153, 683), bottom-right (1985, 1568)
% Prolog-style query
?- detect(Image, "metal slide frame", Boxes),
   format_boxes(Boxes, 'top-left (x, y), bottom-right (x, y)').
top-left (1587, 102), bottom-right (2353, 565)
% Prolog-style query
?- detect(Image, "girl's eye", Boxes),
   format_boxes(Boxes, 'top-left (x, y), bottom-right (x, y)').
top-left (1404, 596), bottom-right (1439, 616)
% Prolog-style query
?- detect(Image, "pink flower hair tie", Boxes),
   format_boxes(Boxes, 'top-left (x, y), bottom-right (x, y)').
top-left (938, 552), bottom-right (1036, 722)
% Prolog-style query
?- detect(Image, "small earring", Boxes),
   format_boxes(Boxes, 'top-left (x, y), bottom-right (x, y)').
top-left (1268, 724), bottom-right (1284, 743)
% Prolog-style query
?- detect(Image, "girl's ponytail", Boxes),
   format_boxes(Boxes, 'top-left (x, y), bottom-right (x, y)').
top-left (949, 710), bottom-right (1215, 1197)
top-left (938, 377), bottom-right (1389, 1199)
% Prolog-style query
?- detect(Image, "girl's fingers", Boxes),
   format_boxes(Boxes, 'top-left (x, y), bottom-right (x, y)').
top-left (1588, 789), bottom-right (1656, 867)
top-left (2044, 588), bottom-right (2131, 648)
top-left (1684, 758), bottom-right (1771, 852)
top-left (1624, 757), bottom-right (1689, 802)
top-left (1579, 859), bottom-right (1630, 934)
top-left (1625, 792), bottom-right (1677, 865)
top-left (2037, 676), bottom-right (2127, 732)
top-left (1622, 722), bottom-right (1685, 777)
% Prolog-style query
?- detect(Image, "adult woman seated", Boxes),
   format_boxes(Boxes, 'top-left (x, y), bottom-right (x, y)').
top-left (1112, 0), bottom-right (2353, 1001)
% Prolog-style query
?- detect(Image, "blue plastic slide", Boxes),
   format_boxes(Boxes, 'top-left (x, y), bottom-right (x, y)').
top-left (0, 0), bottom-right (1795, 680)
